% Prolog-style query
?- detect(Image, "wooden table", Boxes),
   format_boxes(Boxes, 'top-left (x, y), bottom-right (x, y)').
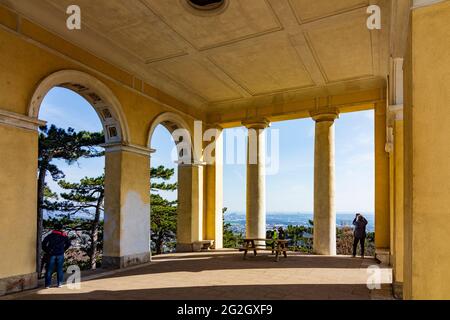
top-left (239, 238), bottom-right (289, 261)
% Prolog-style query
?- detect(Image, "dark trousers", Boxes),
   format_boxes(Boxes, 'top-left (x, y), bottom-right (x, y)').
top-left (353, 237), bottom-right (366, 257)
top-left (45, 255), bottom-right (65, 287)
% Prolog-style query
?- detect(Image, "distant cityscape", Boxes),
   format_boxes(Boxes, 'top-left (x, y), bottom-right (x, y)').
top-left (224, 212), bottom-right (375, 235)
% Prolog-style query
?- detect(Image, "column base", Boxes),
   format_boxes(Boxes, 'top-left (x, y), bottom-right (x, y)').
top-left (176, 243), bottom-right (194, 252)
top-left (393, 281), bottom-right (404, 300)
top-left (102, 252), bottom-right (150, 269)
top-left (177, 241), bottom-right (215, 252)
top-left (375, 248), bottom-right (391, 265)
top-left (0, 272), bottom-right (38, 296)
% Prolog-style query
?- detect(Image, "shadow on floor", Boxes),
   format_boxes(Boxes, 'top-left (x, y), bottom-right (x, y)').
top-left (100, 253), bottom-right (383, 280)
top-left (16, 284), bottom-right (372, 300)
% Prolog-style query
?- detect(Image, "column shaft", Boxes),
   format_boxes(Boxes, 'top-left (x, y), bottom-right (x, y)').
top-left (312, 113), bottom-right (337, 256)
top-left (103, 146), bottom-right (151, 268)
top-left (177, 163), bottom-right (204, 252)
top-left (375, 102), bottom-right (391, 263)
top-left (245, 121), bottom-right (269, 241)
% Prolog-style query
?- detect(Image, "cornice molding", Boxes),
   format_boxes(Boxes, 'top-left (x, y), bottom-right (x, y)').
top-left (102, 143), bottom-right (155, 157)
top-left (0, 109), bottom-right (46, 131)
top-left (412, 0), bottom-right (445, 9)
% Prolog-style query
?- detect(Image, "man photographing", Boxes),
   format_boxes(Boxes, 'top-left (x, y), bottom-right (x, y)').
top-left (352, 213), bottom-right (368, 258)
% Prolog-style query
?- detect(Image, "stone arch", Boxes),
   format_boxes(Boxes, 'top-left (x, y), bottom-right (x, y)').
top-left (29, 70), bottom-right (130, 144)
top-left (148, 112), bottom-right (192, 145)
top-left (148, 112), bottom-right (194, 163)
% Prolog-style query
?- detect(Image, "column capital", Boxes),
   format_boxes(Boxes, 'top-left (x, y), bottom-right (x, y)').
top-left (242, 118), bottom-right (270, 129)
top-left (102, 143), bottom-right (155, 157)
top-left (310, 109), bottom-right (339, 122)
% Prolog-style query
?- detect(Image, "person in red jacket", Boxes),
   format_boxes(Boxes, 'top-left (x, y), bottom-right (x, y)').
top-left (42, 223), bottom-right (71, 288)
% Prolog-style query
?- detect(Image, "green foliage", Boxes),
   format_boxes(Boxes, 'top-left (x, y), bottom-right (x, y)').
top-left (45, 175), bottom-right (105, 270)
top-left (151, 166), bottom-right (177, 191)
top-left (285, 223), bottom-right (314, 253)
top-left (150, 166), bottom-right (177, 255)
top-left (56, 175), bottom-right (105, 217)
top-left (222, 208), bottom-right (243, 248)
top-left (336, 227), bottom-right (375, 256)
top-left (39, 125), bottom-right (104, 165)
top-left (37, 125), bottom-right (105, 272)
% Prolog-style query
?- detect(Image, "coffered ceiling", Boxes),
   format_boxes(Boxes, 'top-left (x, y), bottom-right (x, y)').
top-left (1, 0), bottom-right (394, 114)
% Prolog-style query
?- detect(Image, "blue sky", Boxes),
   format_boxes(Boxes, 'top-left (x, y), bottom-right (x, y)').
top-left (41, 87), bottom-right (374, 214)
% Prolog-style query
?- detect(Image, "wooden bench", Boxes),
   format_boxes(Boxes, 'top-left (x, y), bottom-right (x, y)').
top-left (239, 238), bottom-right (289, 261)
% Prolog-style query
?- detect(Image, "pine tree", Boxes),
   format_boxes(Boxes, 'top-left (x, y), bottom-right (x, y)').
top-left (150, 166), bottom-right (177, 255)
top-left (54, 175), bottom-right (105, 269)
top-left (37, 125), bottom-right (104, 271)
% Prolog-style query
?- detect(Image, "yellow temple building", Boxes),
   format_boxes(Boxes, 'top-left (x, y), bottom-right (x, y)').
top-left (0, 0), bottom-right (449, 300)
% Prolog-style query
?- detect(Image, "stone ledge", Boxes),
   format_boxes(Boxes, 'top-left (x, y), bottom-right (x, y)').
top-left (102, 252), bottom-right (151, 269)
top-left (0, 272), bottom-right (38, 296)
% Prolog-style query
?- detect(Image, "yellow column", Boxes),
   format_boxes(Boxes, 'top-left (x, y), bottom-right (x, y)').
top-left (375, 102), bottom-right (391, 264)
top-left (103, 144), bottom-right (151, 268)
top-left (403, 0), bottom-right (450, 299)
top-left (0, 110), bottom-right (45, 295)
top-left (244, 119), bottom-right (270, 242)
top-left (386, 104), bottom-right (405, 297)
top-left (394, 115), bottom-right (404, 296)
top-left (311, 110), bottom-right (338, 256)
top-left (177, 163), bottom-right (204, 252)
top-left (204, 125), bottom-right (224, 249)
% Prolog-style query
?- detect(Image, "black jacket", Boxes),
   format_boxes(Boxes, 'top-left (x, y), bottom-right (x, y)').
top-left (42, 231), bottom-right (71, 256)
top-left (353, 217), bottom-right (368, 239)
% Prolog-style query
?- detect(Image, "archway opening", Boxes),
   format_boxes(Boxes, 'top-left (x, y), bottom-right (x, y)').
top-left (148, 112), bottom-right (193, 253)
top-left (335, 110), bottom-right (375, 257)
top-left (38, 86), bottom-right (107, 273)
top-left (33, 70), bottom-right (128, 276)
top-left (149, 124), bottom-right (178, 254)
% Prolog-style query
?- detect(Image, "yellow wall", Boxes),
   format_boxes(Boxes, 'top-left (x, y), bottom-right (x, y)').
top-left (0, 8), bottom-right (201, 279)
top-left (404, 1), bottom-right (450, 299)
top-left (0, 126), bottom-right (38, 278)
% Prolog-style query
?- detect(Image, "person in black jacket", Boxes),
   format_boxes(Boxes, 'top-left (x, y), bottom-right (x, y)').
top-left (42, 223), bottom-right (71, 288)
top-left (352, 213), bottom-right (368, 258)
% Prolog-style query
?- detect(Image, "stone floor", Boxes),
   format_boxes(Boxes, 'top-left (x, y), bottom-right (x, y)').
top-left (3, 250), bottom-right (393, 300)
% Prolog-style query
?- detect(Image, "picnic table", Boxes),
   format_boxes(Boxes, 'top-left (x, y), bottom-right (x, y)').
top-left (239, 238), bottom-right (289, 261)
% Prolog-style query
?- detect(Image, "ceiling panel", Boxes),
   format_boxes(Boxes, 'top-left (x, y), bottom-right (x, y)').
top-left (209, 34), bottom-right (315, 95)
top-left (153, 57), bottom-right (242, 103)
top-left (304, 12), bottom-right (374, 82)
top-left (47, 0), bottom-right (187, 62)
top-left (289, 0), bottom-right (369, 23)
top-left (144, 0), bottom-right (282, 50)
